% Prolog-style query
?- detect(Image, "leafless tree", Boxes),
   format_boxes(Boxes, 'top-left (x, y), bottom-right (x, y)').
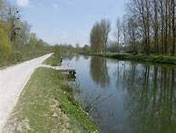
top-left (171, 0), bottom-right (175, 55)
top-left (114, 18), bottom-right (121, 52)
top-left (121, 0), bottom-right (175, 56)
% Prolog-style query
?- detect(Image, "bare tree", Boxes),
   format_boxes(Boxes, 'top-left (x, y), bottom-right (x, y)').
top-left (152, 0), bottom-right (159, 53)
top-left (127, 17), bottom-right (137, 53)
top-left (114, 18), bottom-right (121, 52)
top-left (89, 0), bottom-right (175, 56)
top-left (159, 0), bottom-right (165, 54)
top-left (5, 4), bottom-right (21, 42)
top-left (164, 0), bottom-right (168, 55)
top-left (171, 0), bottom-right (175, 55)
top-left (121, 0), bottom-right (175, 56)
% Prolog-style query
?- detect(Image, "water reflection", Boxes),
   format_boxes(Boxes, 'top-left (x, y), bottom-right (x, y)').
top-left (90, 57), bottom-right (110, 88)
top-left (126, 66), bottom-right (176, 133)
top-left (63, 56), bottom-right (176, 133)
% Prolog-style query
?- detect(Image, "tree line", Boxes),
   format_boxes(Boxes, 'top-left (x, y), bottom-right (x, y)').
top-left (90, 0), bottom-right (175, 56)
top-left (0, 0), bottom-right (50, 66)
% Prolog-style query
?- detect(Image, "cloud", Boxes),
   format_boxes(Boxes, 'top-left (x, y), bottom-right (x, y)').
top-left (17, 0), bottom-right (29, 7)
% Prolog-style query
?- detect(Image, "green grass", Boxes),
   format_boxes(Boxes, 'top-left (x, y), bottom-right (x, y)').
top-left (0, 49), bottom-right (50, 68)
top-left (80, 52), bottom-right (176, 65)
top-left (4, 68), bottom-right (98, 133)
top-left (43, 54), bottom-right (61, 66)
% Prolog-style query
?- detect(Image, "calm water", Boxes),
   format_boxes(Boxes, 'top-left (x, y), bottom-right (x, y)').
top-left (63, 55), bottom-right (176, 133)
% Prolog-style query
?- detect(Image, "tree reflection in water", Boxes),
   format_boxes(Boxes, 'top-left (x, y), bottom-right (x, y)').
top-left (124, 64), bottom-right (176, 133)
top-left (90, 56), bottom-right (110, 88)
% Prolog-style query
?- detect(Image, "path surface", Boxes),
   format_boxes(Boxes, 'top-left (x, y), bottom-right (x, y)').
top-left (0, 54), bottom-right (52, 132)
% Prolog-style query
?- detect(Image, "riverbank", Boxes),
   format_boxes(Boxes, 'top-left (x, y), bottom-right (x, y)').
top-left (80, 52), bottom-right (176, 65)
top-left (3, 67), bottom-right (98, 133)
top-left (43, 54), bottom-right (61, 66)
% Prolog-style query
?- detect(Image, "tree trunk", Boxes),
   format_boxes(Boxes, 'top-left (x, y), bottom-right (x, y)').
top-left (154, 0), bottom-right (159, 53)
top-left (165, 0), bottom-right (168, 55)
top-left (160, 0), bottom-right (165, 55)
top-left (171, 0), bottom-right (175, 55)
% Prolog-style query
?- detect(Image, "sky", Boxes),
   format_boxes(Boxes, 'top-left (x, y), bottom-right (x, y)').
top-left (9, 0), bottom-right (126, 46)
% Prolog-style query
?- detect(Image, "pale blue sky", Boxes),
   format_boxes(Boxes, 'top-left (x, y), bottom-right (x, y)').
top-left (9, 0), bottom-right (126, 45)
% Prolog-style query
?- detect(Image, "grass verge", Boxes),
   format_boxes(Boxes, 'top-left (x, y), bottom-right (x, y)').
top-left (43, 54), bottom-right (61, 66)
top-left (80, 52), bottom-right (176, 65)
top-left (3, 68), bottom-right (98, 133)
top-left (0, 50), bottom-right (50, 68)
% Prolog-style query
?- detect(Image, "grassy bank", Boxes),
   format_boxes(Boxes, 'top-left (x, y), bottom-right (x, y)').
top-left (43, 54), bottom-right (61, 66)
top-left (80, 52), bottom-right (176, 65)
top-left (3, 68), bottom-right (98, 133)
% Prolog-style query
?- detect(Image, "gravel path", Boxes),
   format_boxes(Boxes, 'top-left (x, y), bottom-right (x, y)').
top-left (0, 54), bottom-right (52, 132)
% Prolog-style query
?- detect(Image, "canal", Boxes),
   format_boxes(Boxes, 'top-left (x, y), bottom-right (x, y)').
top-left (63, 55), bottom-right (176, 133)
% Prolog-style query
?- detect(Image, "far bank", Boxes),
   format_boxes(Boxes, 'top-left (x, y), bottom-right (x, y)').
top-left (80, 52), bottom-right (176, 65)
